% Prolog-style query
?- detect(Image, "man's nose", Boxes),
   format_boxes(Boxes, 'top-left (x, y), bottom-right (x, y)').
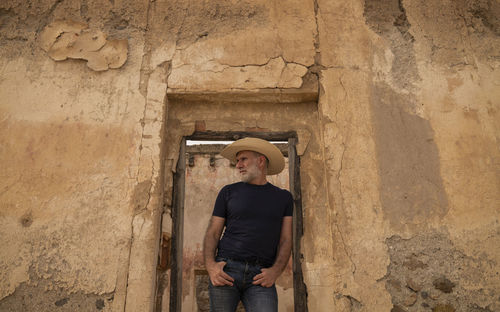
top-left (236, 161), bottom-right (243, 168)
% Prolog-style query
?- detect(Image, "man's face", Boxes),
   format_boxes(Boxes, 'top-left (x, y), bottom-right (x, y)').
top-left (235, 151), bottom-right (263, 183)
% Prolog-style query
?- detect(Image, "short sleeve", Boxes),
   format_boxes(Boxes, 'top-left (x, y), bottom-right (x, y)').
top-left (212, 186), bottom-right (228, 218)
top-left (284, 191), bottom-right (293, 217)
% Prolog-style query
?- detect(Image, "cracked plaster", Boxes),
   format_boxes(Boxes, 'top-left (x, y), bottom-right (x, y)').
top-left (168, 56), bottom-right (308, 91)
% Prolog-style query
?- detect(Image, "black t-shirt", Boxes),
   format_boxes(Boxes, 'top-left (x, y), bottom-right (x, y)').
top-left (212, 182), bottom-right (293, 267)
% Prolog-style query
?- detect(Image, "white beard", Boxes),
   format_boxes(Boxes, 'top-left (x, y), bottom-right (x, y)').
top-left (240, 162), bottom-right (260, 183)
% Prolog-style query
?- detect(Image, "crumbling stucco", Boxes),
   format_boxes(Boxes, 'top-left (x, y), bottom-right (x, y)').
top-left (364, 0), bottom-right (419, 93)
top-left (384, 232), bottom-right (500, 311)
top-left (0, 277), bottom-right (114, 312)
top-left (145, 0), bottom-right (316, 92)
top-left (40, 20), bottom-right (128, 71)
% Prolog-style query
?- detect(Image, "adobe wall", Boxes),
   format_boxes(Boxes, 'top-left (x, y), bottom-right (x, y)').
top-left (0, 0), bottom-right (498, 311)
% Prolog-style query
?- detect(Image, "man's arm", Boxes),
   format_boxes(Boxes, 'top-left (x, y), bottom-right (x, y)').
top-left (252, 216), bottom-right (292, 287)
top-left (203, 216), bottom-right (234, 286)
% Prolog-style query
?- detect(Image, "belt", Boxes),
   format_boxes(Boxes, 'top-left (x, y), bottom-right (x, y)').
top-left (227, 257), bottom-right (270, 267)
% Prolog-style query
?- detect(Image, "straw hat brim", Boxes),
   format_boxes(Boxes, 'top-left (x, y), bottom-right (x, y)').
top-left (220, 138), bottom-right (285, 175)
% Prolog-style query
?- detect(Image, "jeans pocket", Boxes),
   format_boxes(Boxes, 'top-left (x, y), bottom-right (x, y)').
top-left (215, 257), bottom-right (232, 274)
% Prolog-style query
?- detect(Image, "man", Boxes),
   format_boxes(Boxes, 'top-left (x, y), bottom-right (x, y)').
top-left (203, 137), bottom-right (293, 312)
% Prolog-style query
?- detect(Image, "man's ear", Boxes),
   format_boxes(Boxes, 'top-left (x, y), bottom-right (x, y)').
top-left (259, 155), bottom-right (267, 169)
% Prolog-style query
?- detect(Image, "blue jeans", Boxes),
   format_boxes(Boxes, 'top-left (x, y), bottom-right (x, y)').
top-left (208, 257), bottom-right (278, 312)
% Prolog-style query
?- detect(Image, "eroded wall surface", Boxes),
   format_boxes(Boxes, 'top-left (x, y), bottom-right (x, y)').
top-left (0, 0), bottom-right (498, 311)
top-left (313, 1), bottom-right (499, 311)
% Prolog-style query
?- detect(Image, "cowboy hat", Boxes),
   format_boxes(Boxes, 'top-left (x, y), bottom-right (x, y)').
top-left (220, 137), bottom-right (285, 175)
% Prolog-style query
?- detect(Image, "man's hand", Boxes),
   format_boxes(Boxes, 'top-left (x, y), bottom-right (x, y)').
top-left (207, 261), bottom-right (234, 286)
top-left (252, 216), bottom-right (292, 288)
top-left (204, 216), bottom-right (233, 286)
top-left (252, 267), bottom-right (280, 288)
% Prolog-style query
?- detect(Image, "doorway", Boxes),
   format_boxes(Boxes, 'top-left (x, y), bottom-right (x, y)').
top-left (161, 132), bottom-right (306, 311)
top-left (153, 96), bottom-right (321, 312)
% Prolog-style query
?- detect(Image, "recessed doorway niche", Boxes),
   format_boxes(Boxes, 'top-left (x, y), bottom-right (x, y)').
top-left (157, 94), bottom-right (320, 312)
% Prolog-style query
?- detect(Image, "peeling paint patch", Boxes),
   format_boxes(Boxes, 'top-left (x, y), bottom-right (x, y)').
top-left (39, 20), bottom-right (128, 71)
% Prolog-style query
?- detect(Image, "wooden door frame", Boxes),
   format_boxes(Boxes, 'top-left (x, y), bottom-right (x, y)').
top-left (167, 131), bottom-right (307, 311)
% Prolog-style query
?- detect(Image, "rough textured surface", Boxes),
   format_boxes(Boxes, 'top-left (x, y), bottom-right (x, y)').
top-left (1, 0), bottom-right (499, 311)
top-left (0, 278), bottom-right (114, 312)
top-left (384, 232), bottom-right (500, 311)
